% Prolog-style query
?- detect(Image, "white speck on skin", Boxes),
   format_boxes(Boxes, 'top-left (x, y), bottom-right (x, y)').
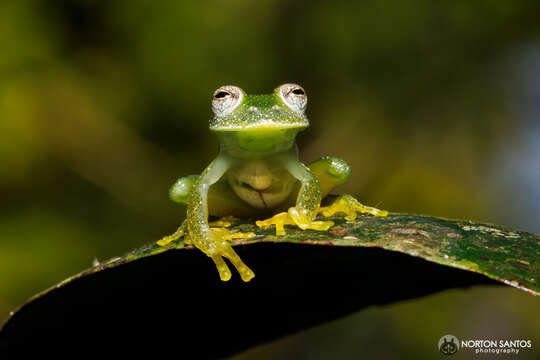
top-left (343, 236), bottom-right (358, 240)
top-left (92, 257), bottom-right (100, 267)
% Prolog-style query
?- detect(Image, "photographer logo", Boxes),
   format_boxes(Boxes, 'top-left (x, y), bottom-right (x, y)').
top-left (439, 335), bottom-right (460, 355)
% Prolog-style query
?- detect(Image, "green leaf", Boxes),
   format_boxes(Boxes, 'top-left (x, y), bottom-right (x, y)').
top-left (1, 213), bottom-right (538, 356)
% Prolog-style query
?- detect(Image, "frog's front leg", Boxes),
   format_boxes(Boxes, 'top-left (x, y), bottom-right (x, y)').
top-left (256, 157), bottom-right (334, 235)
top-left (187, 156), bottom-right (255, 282)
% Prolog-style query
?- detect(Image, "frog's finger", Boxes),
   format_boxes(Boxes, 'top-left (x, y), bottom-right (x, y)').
top-left (357, 204), bottom-right (388, 217)
top-left (306, 220), bottom-right (334, 231)
top-left (210, 255), bottom-right (232, 281)
top-left (225, 231), bottom-right (257, 240)
top-left (319, 197), bottom-right (358, 220)
top-left (156, 236), bottom-right (175, 246)
top-left (220, 246), bottom-right (255, 282)
top-left (208, 219), bottom-right (232, 228)
top-left (156, 222), bottom-right (186, 246)
top-left (319, 194), bottom-right (388, 220)
top-left (288, 207), bottom-right (334, 231)
top-left (256, 212), bottom-right (295, 236)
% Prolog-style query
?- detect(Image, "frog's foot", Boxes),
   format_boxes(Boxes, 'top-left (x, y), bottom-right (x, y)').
top-left (256, 212), bottom-right (295, 236)
top-left (157, 222), bottom-right (187, 246)
top-left (319, 194), bottom-right (388, 221)
top-left (208, 215), bottom-right (239, 228)
top-left (210, 227), bottom-right (257, 242)
top-left (256, 208), bottom-right (334, 236)
top-left (206, 227), bottom-right (256, 282)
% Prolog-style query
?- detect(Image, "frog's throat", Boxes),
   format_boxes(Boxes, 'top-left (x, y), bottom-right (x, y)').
top-left (214, 127), bottom-right (304, 159)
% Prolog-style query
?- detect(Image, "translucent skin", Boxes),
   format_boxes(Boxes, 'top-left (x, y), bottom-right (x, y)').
top-left (158, 84), bottom-right (388, 282)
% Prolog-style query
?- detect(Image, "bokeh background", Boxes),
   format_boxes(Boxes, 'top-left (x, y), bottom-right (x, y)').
top-left (1, 0), bottom-right (539, 358)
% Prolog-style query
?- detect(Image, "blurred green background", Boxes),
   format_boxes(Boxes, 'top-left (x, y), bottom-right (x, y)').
top-left (1, 0), bottom-right (539, 358)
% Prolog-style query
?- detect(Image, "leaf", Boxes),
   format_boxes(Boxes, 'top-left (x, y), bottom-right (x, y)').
top-left (1, 213), bottom-right (538, 356)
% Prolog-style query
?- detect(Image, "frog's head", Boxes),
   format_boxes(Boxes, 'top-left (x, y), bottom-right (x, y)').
top-left (210, 83), bottom-right (309, 131)
top-left (209, 84), bottom-right (309, 158)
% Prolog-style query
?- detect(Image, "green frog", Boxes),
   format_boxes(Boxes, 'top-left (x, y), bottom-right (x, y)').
top-left (158, 84), bottom-right (387, 282)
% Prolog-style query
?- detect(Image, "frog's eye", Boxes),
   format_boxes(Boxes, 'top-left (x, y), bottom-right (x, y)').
top-left (277, 83), bottom-right (307, 113)
top-left (211, 85), bottom-right (244, 116)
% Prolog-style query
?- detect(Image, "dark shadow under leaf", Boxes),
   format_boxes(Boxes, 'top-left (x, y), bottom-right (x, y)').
top-left (2, 213), bottom-right (538, 357)
top-left (0, 243), bottom-right (496, 357)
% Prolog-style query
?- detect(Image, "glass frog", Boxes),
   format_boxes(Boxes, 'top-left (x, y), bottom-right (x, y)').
top-left (158, 83), bottom-right (388, 282)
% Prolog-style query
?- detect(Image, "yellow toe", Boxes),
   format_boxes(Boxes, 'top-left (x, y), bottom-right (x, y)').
top-left (156, 237), bottom-right (174, 246)
top-left (319, 195), bottom-right (388, 220)
top-left (211, 255), bottom-right (232, 281)
top-left (256, 212), bottom-right (295, 236)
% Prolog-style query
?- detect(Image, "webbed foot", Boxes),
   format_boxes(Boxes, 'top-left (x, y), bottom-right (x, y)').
top-left (256, 208), bottom-right (334, 236)
top-left (200, 227), bottom-right (256, 282)
top-left (319, 194), bottom-right (388, 221)
top-left (158, 220), bottom-right (256, 282)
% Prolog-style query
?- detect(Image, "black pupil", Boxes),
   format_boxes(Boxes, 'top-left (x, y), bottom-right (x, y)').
top-left (292, 88), bottom-right (305, 95)
top-left (215, 91), bottom-right (229, 98)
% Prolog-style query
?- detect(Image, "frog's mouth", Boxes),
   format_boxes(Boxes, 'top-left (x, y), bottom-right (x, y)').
top-left (210, 122), bottom-right (308, 131)
top-left (209, 109), bottom-right (309, 131)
